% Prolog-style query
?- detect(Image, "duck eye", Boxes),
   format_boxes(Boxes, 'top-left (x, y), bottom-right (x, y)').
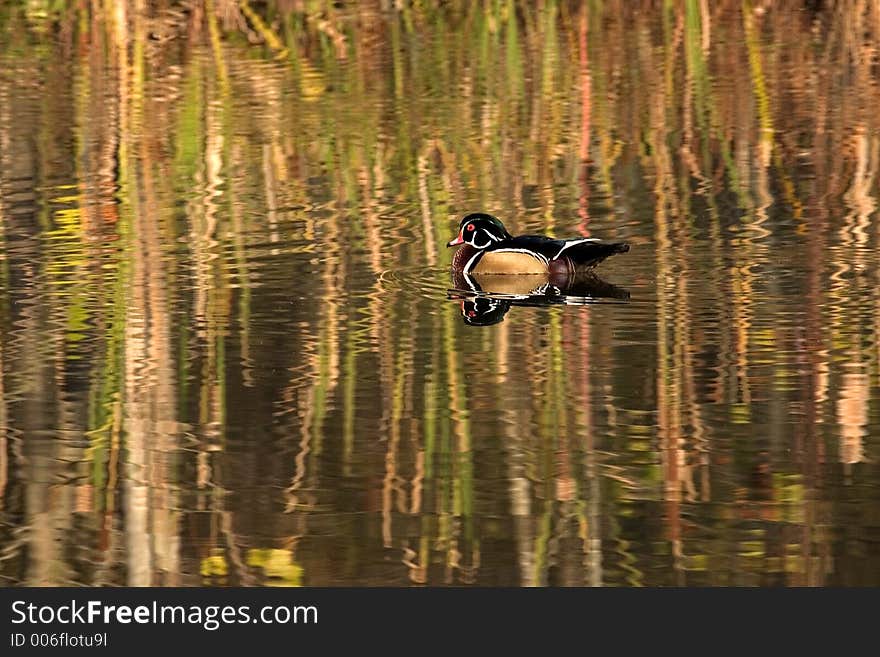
top-left (466, 224), bottom-right (475, 231)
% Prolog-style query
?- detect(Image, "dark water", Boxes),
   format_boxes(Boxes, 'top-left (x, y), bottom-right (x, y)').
top-left (1, 1), bottom-right (879, 586)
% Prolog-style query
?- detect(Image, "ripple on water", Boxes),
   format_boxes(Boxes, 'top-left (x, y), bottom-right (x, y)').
top-left (377, 265), bottom-right (458, 302)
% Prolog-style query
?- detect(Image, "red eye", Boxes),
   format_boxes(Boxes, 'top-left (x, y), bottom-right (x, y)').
top-left (466, 224), bottom-right (475, 231)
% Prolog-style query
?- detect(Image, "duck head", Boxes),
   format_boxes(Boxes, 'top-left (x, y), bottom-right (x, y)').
top-left (446, 213), bottom-right (512, 250)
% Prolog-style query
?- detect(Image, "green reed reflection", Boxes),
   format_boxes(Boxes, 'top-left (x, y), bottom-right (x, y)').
top-left (0, 0), bottom-right (879, 587)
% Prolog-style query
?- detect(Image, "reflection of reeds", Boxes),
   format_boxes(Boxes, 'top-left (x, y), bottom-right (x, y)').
top-left (2, 0), bottom-right (880, 586)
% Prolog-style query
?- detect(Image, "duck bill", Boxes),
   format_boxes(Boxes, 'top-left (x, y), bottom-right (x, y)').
top-left (446, 232), bottom-right (464, 247)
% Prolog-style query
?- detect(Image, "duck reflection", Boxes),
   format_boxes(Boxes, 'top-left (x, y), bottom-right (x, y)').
top-left (449, 269), bottom-right (630, 326)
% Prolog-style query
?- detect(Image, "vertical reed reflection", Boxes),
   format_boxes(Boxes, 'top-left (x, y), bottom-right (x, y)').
top-left (0, 0), bottom-right (879, 587)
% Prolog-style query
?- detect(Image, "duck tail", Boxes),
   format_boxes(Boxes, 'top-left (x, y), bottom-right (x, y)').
top-left (567, 240), bottom-right (630, 268)
top-left (604, 242), bottom-right (630, 256)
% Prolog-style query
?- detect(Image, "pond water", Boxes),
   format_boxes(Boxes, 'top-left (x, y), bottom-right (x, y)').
top-left (1, 1), bottom-right (879, 586)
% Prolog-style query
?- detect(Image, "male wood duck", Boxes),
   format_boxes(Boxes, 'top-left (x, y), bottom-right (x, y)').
top-left (446, 213), bottom-right (629, 276)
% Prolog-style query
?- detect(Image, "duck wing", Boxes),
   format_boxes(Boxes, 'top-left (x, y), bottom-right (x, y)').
top-left (551, 237), bottom-right (630, 268)
top-left (494, 235), bottom-right (629, 268)
top-left (487, 235), bottom-right (566, 263)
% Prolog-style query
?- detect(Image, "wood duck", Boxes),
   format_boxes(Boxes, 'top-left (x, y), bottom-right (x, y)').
top-left (446, 213), bottom-right (630, 276)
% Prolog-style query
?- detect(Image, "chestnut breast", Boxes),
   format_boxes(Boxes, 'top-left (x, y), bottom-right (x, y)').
top-left (452, 244), bottom-right (479, 271)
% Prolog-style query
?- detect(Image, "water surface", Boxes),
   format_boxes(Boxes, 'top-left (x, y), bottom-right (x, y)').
top-left (1, 1), bottom-right (879, 586)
